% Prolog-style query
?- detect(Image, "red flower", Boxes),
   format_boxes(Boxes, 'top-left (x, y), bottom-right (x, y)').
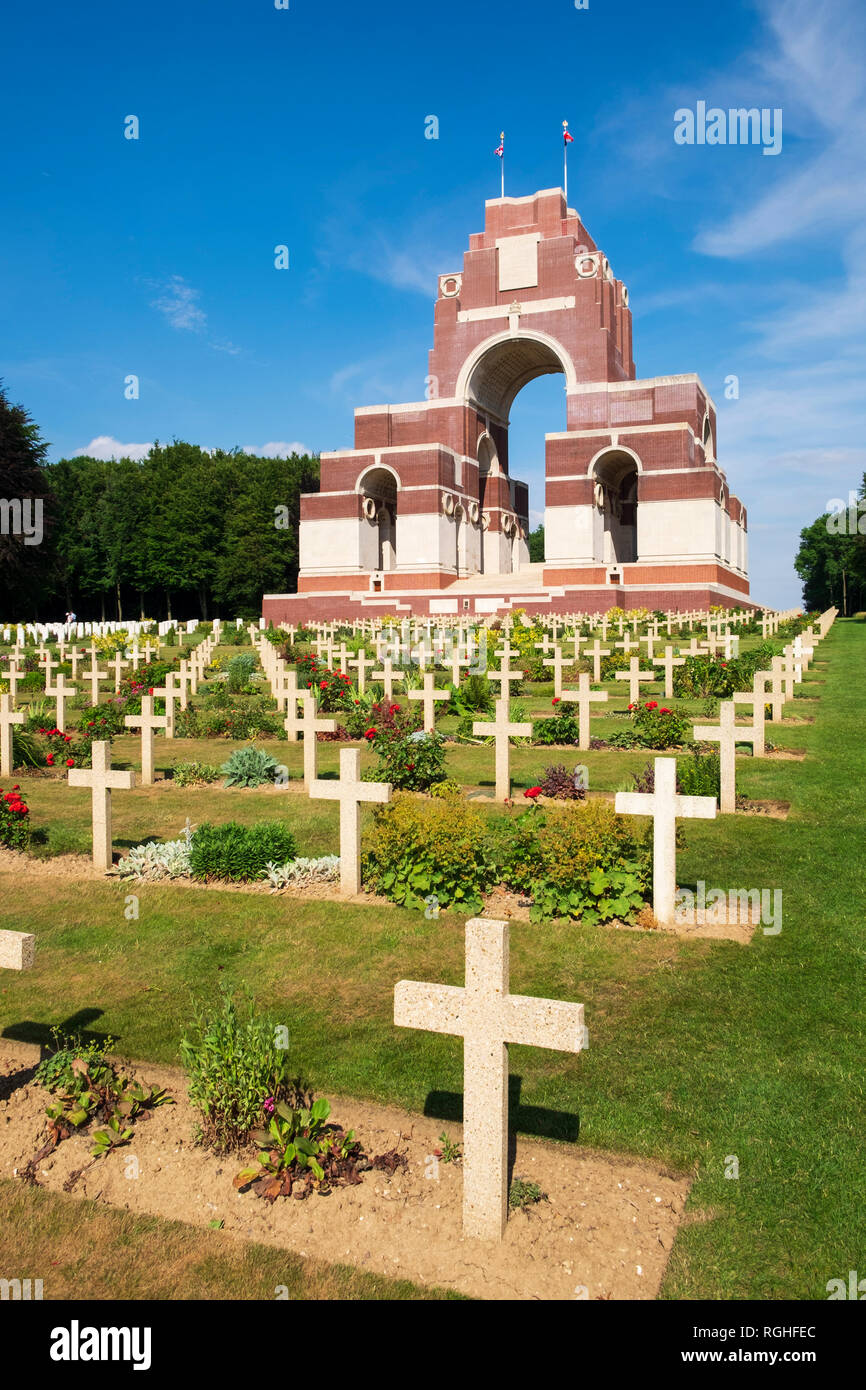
top-left (407, 762), bottom-right (415, 770)
top-left (364, 728), bottom-right (377, 740)
top-left (628, 703), bottom-right (636, 711)
top-left (524, 786), bottom-right (542, 799)
top-left (646, 701), bottom-right (658, 710)
top-left (45, 754), bottom-right (54, 765)
top-left (660, 708), bottom-right (671, 714)
top-left (320, 680), bottom-right (328, 689)
top-left (66, 758), bottom-right (75, 767)
top-left (389, 704), bottom-right (400, 714)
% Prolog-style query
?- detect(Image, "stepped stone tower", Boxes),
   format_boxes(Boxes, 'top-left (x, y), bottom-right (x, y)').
top-left (263, 188), bottom-right (749, 622)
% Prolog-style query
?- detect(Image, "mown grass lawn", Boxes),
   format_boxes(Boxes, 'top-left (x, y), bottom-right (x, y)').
top-left (0, 622), bottom-right (861, 1299)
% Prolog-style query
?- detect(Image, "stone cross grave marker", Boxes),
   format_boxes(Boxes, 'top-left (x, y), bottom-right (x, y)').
top-left (371, 655), bottom-right (399, 703)
top-left (85, 660), bottom-right (107, 707)
top-left (732, 673), bottom-right (770, 758)
top-left (395, 917), bottom-right (585, 1241)
top-left (652, 645), bottom-right (686, 700)
top-left (309, 747), bottom-right (391, 895)
top-left (542, 646), bottom-right (569, 699)
top-left (693, 700), bottom-right (757, 814)
top-left (124, 695), bottom-right (168, 786)
top-left (110, 651), bottom-right (129, 692)
top-left (39, 650), bottom-right (59, 691)
top-left (560, 673), bottom-right (608, 751)
top-left (68, 740), bottom-right (136, 870)
top-left (46, 674), bottom-right (77, 734)
top-left (615, 756), bottom-right (717, 924)
top-left (348, 647), bottom-right (376, 694)
top-left (584, 638), bottom-right (610, 683)
top-left (614, 632), bottom-right (638, 658)
top-left (408, 671), bottom-right (449, 733)
top-left (488, 642), bottom-right (523, 700)
top-left (473, 697), bottom-right (532, 800)
top-left (288, 692), bottom-right (338, 788)
top-left (614, 655), bottom-right (655, 707)
top-left (0, 693), bottom-right (25, 777)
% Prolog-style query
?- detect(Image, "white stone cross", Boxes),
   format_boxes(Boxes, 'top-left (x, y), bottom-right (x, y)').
top-left (652, 645), bottom-right (686, 699)
top-left (83, 658), bottom-right (107, 706)
top-left (124, 695), bottom-right (168, 785)
top-left (395, 917), bottom-right (585, 1241)
top-left (693, 700), bottom-right (757, 814)
top-left (288, 692), bottom-right (337, 788)
top-left (615, 757), bottom-right (717, 924)
top-left (560, 673), bottom-right (609, 751)
top-left (68, 740), bottom-right (135, 870)
top-left (614, 656), bottom-right (656, 707)
top-left (614, 632), bottom-right (638, 657)
top-left (732, 673), bottom-right (770, 758)
top-left (488, 643), bottom-right (523, 700)
top-left (110, 651), bottom-right (129, 692)
top-left (40, 650), bottom-right (59, 691)
top-left (177, 660), bottom-right (192, 710)
top-left (46, 674), bottom-right (77, 734)
top-left (584, 638), bottom-right (610, 683)
top-left (348, 647), bottom-right (376, 694)
top-left (0, 693), bottom-right (25, 777)
top-left (542, 646), bottom-right (569, 699)
top-left (309, 747), bottom-right (391, 895)
top-left (473, 697), bottom-right (532, 800)
top-left (155, 674), bottom-right (181, 739)
top-left (408, 671), bottom-right (449, 733)
top-left (3, 661), bottom-right (23, 702)
top-left (679, 637), bottom-right (707, 659)
top-left (766, 658), bottom-right (786, 721)
top-left (371, 656), bottom-right (399, 703)
top-left (274, 668), bottom-right (299, 719)
top-left (447, 641), bottom-right (471, 688)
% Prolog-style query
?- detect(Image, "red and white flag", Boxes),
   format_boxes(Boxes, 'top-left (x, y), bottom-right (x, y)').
top-left (563, 122), bottom-right (574, 145)
top-left (494, 138), bottom-right (504, 157)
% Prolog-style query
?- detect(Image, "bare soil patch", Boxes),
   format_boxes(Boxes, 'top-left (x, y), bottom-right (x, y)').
top-left (0, 1041), bottom-right (689, 1301)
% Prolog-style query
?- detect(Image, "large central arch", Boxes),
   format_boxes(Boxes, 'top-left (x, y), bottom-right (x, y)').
top-left (456, 328), bottom-right (577, 420)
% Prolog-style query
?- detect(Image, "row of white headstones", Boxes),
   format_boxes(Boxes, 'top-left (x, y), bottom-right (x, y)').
top-left (0, 609), bottom-right (836, 1243)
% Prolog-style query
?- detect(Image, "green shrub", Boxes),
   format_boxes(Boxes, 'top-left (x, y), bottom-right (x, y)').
top-left (189, 821), bottom-right (296, 881)
top-left (607, 701), bottom-right (692, 749)
top-left (227, 652), bottom-right (257, 693)
top-left (362, 792), bottom-right (496, 911)
top-left (172, 760), bottom-right (222, 787)
top-left (180, 985), bottom-right (302, 1151)
top-left (497, 800), bottom-right (650, 923)
top-left (449, 673), bottom-right (495, 716)
top-left (220, 745), bottom-right (281, 788)
top-left (533, 703), bottom-right (581, 745)
top-left (365, 705), bottom-right (448, 790)
top-left (429, 778), bottom-right (463, 798)
top-left (632, 749), bottom-right (720, 799)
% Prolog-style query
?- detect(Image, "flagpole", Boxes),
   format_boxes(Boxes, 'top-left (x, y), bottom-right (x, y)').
top-left (500, 131), bottom-right (505, 198)
top-left (563, 120), bottom-right (569, 201)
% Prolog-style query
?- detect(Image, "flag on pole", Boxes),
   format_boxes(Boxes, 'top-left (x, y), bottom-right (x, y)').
top-left (563, 123), bottom-right (574, 146)
top-left (495, 131), bottom-right (505, 197)
top-left (562, 121), bottom-right (572, 199)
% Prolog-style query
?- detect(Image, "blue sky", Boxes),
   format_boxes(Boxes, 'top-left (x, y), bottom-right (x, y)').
top-left (2, 0), bottom-right (864, 608)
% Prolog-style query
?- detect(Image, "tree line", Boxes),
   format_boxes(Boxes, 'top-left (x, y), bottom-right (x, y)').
top-left (794, 477), bottom-right (866, 615)
top-left (0, 382), bottom-right (319, 621)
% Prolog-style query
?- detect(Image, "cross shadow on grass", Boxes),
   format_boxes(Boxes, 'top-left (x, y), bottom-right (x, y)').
top-left (423, 1076), bottom-right (580, 1183)
top-left (2, 1007), bottom-right (114, 1058)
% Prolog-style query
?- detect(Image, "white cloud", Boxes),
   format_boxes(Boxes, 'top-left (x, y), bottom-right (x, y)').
top-left (73, 435), bottom-right (152, 461)
top-left (242, 441), bottom-right (312, 457)
top-left (150, 275), bottom-right (207, 332)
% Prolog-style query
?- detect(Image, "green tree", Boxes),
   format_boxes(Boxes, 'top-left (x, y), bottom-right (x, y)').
top-left (0, 381), bottom-right (53, 618)
top-left (793, 485), bottom-right (866, 615)
top-left (527, 524), bottom-right (545, 563)
top-left (213, 451), bottom-right (319, 615)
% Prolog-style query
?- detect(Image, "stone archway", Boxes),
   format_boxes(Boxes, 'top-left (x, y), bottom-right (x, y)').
top-left (462, 334), bottom-right (572, 574)
top-left (591, 449), bottom-right (639, 565)
top-left (358, 466), bottom-right (398, 571)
